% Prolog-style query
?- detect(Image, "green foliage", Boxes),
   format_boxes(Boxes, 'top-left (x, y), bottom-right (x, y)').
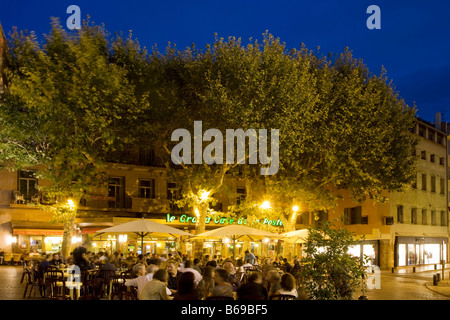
top-left (301, 220), bottom-right (367, 300)
top-left (0, 18), bottom-right (148, 256)
top-left (0, 20), bottom-right (418, 240)
top-left (0, 18), bottom-right (147, 196)
top-left (141, 32), bottom-right (418, 232)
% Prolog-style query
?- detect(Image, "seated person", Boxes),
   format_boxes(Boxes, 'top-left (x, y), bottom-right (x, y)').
top-left (210, 269), bottom-right (234, 298)
top-left (166, 259), bottom-right (182, 295)
top-left (236, 272), bottom-right (268, 300)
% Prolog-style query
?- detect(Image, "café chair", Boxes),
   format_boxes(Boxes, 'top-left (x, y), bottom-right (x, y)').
top-left (44, 269), bottom-right (71, 300)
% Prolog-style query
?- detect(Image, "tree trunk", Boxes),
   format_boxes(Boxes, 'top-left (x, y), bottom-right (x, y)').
top-left (283, 211), bottom-right (298, 261)
top-left (193, 202), bottom-right (208, 259)
top-left (61, 213), bottom-right (76, 260)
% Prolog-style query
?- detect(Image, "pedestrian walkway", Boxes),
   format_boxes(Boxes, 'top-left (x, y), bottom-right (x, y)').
top-left (424, 274), bottom-right (450, 298)
top-left (0, 266), bottom-right (44, 300)
top-left (389, 266), bottom-right (450, 298)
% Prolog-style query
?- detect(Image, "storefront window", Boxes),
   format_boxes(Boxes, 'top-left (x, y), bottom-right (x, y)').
top-left (407, 244), bottom-right (416, 265)
top-left (44, 236), bottom-right (62, 253)
top-left (347, 244), bottom-right (377, 266)
top-left (363, 244), bottom-right (376, 266)
top-left (398, 244), bottom-right (406, 266)
top-left (424, 244), bottom-right (440, 264)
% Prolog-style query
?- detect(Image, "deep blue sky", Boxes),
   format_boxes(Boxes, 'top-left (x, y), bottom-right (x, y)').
top-left (1, 0), bottom-right (449, 123)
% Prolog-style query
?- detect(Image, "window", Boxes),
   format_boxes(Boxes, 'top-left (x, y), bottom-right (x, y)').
top-left (430, 154), bottom-right (435, 163)
top-left (422, 209), bottom-right (427, 225)
top-left (431, 210), bottom-right (436, 226)
top-left (167, 183), bottom-right (181, 200)
top-left (439, 157), bottom-right (445, 165)
top-left (138, 148), bottom-right (155, 166)
top-left (411, 174), bottom-right (417, 189)
top-left (421, 174), bottom-right (427, 191)
top-left (108, 177), bottom-right (124, 208)
top-left (397, 205), bottom-right (404, 224)
top-left (236, 187), bottom-right (246, 205)
top-left (420, 151), bottom-right (426, 160)
top-left (344, 206), bottom-right (362, 225)
top-left (18, 171), bottom-right (38, 202)
top-left (167, 182), bottom-right (182, 212)
top-left (437, 134), bottom-right (443, 145)
top-left (139, 179), bottom-right (155, 199)
top-left (297, 212), bottom-right (310, 225)
top-left (428, 129), bottom-right (435, 141)
top-left (313, 211), bottom-right (328, 226)
top-left (418, 126), bottom-right (426, 137)
top-left (441, 211), bottom-right (447, 227)
top-left (431, 176), bottom-right (436, 193)
top-left (411, 208), bottom-right (417, 224)
top-left (440, 179), bottom-right (445, 194)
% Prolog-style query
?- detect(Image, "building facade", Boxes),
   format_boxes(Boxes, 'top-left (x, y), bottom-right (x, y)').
top-left (300, 115), bottom-right (449, 270)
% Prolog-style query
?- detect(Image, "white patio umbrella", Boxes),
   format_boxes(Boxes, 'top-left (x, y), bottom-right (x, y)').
top-left (95, 218), bottom-right (192, 251)
top-left (278, 229), bottom-right (309, 243)
top-left (194, 224), bottom-right (279, 259)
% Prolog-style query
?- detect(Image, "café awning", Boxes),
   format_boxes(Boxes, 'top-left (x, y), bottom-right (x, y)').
top-left (95, 217), bottom-right (192, 249)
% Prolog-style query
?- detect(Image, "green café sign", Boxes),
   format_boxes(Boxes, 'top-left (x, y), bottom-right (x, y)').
top-left (166, 213), bottom-right (283, 227)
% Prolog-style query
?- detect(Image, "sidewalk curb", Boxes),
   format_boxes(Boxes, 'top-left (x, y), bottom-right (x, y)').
top-left (424, 282), bottom-right (450, 298)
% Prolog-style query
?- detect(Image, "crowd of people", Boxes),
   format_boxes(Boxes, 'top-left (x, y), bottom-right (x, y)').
top-left (116, 250), bottom-right (307, 300)
top-left (18, 246), bottom-right (307, 300)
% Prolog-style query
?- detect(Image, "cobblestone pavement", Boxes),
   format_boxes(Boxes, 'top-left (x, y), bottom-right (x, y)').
top-left (0, 266), bottom-right (40, 300)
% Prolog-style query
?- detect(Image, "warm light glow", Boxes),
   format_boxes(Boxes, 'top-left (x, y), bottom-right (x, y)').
top-left (200, 190), bottom-right (210, 202)
top-left (6, 235), bottom-right (17, 245)
top-left (67, 199), bottom-right (76, 210)
top-left (195, 208), bottom-right (200, 217)
top-left (223, 238), bottom-right (230, 244)
top-left (119, 234), bottom-right (128, 243)
top-left (71, 236), bottom-right (82, 244)
top-left (264, 238), bottom-right (270, 243)
top-left (261, 201), bottom-right (271, 209)
top-left (292, 205), bottom-right (299, 212)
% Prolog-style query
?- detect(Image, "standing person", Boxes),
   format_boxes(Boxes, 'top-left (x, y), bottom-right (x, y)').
top-left (166, 260), bottom-right (182, 295)
top-left (244, 250), bottom-right (256, 265)
top-left (0, 248), bottom-right (4, 265)
top-left (139, 269), bottom-right (170, 300)
top-left (73, 246), bottom-right (90, 272)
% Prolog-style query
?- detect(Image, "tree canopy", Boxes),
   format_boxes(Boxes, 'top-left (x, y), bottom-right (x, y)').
top-left (0, 20), bottom-right (418, 256)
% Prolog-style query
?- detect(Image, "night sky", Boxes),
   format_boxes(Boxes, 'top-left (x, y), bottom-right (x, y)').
top-left (1, 0), bottom-right (449, 123)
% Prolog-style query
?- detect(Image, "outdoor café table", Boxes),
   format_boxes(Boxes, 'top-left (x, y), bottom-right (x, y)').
top-left (61, 267), bottom-right (82, 300)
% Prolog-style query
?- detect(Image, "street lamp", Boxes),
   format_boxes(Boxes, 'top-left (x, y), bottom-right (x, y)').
top-left (261, 201), bottom-right (271, 210)
top-left (67, 199), bottom-right (76, 210)
top-left (292, 205), bottom-right (299, 212)
top-left (200, 190), bottom-right (210, 202)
